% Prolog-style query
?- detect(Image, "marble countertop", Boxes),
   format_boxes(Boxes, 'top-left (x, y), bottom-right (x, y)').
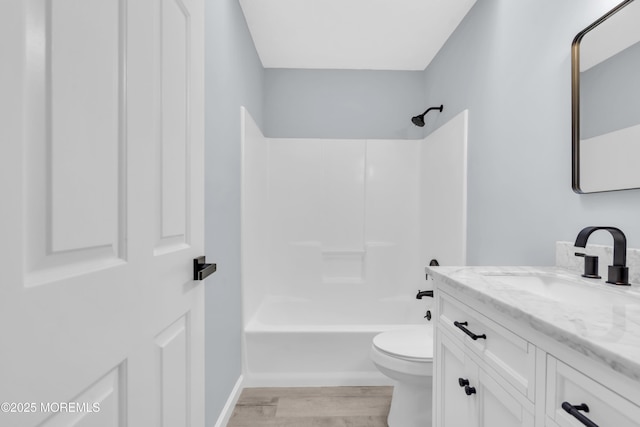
top-left (425, 265), bottom-right (640, 383)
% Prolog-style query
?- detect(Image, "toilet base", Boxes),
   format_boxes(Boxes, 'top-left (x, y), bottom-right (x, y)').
top-left (387, 376), bottom-right (433, 427)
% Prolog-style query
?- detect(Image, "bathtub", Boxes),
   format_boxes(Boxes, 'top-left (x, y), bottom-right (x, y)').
top-left (242, 296), bottom-right (431, 387)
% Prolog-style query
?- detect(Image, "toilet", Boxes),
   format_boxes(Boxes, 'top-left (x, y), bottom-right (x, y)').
top-left (370, 325), bottom-right (433, 427)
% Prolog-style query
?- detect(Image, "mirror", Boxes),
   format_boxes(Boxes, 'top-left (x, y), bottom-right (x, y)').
top-left (572, 0), bottom-right (640, 193)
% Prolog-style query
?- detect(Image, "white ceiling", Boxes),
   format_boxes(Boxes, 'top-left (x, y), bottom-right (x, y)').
top-left (238, 0), bottom-right (477, 71)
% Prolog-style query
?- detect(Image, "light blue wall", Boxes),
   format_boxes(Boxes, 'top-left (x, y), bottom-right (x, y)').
top-left (263, 69), bottom-right (428, 139)
top-left (204, 0), bottom-right (263, 423)
top-left (423, 0), bottom-right (640, 265)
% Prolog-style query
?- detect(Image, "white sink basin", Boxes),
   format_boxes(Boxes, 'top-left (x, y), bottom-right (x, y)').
top-left (481, 273), bottom-right (637, 306)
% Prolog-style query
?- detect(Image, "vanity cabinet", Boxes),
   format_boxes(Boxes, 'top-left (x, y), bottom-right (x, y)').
top-left (436, 327), bottom-right (535, 427)
top-left (435, 292), bottom-right (535, 427)
top-left (432, 277), bottom-right (640, 427)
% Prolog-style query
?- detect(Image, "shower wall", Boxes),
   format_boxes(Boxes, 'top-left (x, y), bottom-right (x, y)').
top-left (266, 137), bottom-right (421, 300)
top-left (241, 107), bottom-right (271, 323)
top-left (241, 107), bottom-right (467, 325)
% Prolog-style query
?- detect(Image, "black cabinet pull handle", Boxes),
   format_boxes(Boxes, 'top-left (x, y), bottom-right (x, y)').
top-left (454, 321), bottom-right (487, 340)
top-left (458, 378), bottom-right (469, 387)
top-left (562, 402), bottom-right (598, 427)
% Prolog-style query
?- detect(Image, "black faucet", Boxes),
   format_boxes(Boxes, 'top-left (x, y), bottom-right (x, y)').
top-left (574, 226), bottom-right (629, 285)
top-left (416, 290), bottom-right (434, 299)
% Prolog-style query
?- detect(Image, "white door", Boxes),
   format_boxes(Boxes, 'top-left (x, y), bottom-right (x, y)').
top-left (0, 0), bottom-right (205, 426)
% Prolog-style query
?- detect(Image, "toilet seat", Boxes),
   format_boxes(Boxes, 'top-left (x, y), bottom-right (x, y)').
top-left (372, 326), bottom-right (433, 362)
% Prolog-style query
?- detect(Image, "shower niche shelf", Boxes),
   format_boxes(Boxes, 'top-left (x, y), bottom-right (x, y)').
top-left (321, 249), bottom-right (365, 285)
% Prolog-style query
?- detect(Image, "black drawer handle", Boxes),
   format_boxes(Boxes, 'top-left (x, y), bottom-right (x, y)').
top-left (454, 321), bottom-right (487, 340)
top-left (562, 402), bottom-right (598, 427)
top-left (458, 378), bottom-right (469, 387)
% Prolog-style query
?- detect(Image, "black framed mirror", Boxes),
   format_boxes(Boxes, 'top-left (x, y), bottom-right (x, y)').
top-left (572, 0), bottom-right (640, 193)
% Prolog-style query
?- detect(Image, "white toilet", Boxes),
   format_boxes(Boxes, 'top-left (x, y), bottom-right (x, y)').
top-left (370, 325), bottom-right (433, 427)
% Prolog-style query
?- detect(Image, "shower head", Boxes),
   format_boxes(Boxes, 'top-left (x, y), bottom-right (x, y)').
top-left (411, 105), bottom-right (443, 127)
top-left (411, 115), bottom-right (425, 127)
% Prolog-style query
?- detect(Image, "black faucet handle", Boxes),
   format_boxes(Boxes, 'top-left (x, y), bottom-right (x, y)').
top-left (607, 265), bottom-right (630, 286)
top-left (575, 253), bottom-right (601, 279)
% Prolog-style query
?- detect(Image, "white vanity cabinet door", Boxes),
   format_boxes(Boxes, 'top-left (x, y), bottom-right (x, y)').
top-left (546, 356), bottom-right (640, 427)
top-left (436, 328), bottom-right (535, 427)
top-left (477, 367), bottom-right (535, 427)
top-left (436, 329), bottom-right (478, 427)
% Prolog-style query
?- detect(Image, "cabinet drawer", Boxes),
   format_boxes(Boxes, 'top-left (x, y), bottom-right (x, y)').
top-left (546, 356), bottom-right (640, 427)
top-left (438, 291), bottom-right (536, 401)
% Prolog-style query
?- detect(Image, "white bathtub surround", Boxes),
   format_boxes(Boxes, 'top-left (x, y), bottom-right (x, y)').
top-left (243, 295), bottom-right (430, 386)
top-left (241, 107), bottom-right (467, 386)
top-left (556, 241), bottom-right (640, 285)
top-left (419, 110), bottom-right (468, 267)
top-left (243, 296), bottom-right (429, 387)
top-left (240, 107), bottom-right (271, 323)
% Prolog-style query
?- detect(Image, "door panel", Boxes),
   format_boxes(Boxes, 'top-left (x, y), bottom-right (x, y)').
top-left (156, 0), bottom-right (191, 254)
top-left (24, 0), bottom-right (127, 287)
top-left (39, 365), bottom-right (126, 427)
top-left (49, 0), bottom-right (123, 253)
top-left (156, 315), bottom-right (190, 427)
top-left (0, 0), bottom-right (204, 426)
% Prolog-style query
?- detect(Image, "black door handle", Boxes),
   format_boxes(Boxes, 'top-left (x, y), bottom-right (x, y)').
top-left (193, 256), bottom-right (217, 280)
top-left (454, 321), bottom-right (487, 340)
top-left (562, 402), bottom-right (598, 427)
top-left (458, 378), bottom-right (469, 387)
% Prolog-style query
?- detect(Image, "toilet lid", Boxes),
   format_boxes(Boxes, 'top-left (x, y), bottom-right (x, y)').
top-left (373, 326), bottom-right (432, 361)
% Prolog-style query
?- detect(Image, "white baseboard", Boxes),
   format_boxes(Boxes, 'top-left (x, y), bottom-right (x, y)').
top-left (213, 375), bottom-right (244, 427)
top-left (242, 371), bottom-right (393, 388)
